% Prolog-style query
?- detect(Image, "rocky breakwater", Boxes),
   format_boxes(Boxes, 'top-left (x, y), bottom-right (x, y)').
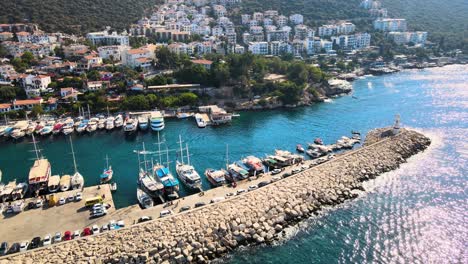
top-left (3, 127), bottom-right (430, 264)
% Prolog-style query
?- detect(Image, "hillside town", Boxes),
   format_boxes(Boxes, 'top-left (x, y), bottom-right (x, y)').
top-left (0, 0), bottom-right (465, 116)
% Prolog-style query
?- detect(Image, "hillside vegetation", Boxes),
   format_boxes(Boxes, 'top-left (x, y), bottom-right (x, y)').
top-left (0, 0), bottom-right (159, 34)
top-left (382, 0), bottom-right (467, 51)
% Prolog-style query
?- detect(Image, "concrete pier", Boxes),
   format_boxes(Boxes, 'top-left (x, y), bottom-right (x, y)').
top-left (0, 127), bottom-right (431, 263)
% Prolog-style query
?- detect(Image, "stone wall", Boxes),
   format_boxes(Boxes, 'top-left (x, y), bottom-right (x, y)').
top-left (2, 128), bottom-right (431, 264)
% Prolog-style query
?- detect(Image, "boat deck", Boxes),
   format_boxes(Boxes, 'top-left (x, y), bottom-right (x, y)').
top-left (0, 184), bottom-right (114, 245)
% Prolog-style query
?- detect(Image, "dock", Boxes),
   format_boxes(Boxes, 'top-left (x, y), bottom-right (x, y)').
top-left (0, 184), bottom-right (114, 244)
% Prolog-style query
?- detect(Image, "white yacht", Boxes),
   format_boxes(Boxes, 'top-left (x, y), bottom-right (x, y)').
top-left (97, 116), bottom-right (106, 130)
top-left (105, 116), bottom-right (115, 130)
top-left (123, 117), bottom-right (138, 133)
top-left (175, 136), bottom-right (202, 191)
top-left (62, 119), bottom-right (74, 135)
top-left (137, 187), bottom-right (154, 209)
top-left (114, 114), bottom-right (123, 128)
top-left (69, 136), bottom-right (84, 190)
top-left (47, 175), bottom-right (60, 193)
top-left (194, 114), bottom-right (207, 128)
top-left (59, 175), bottom-right (71, 192)
top-left (150, 111), bottom-right (165, 131)
top-left (138, 115), bottom-right (149, 130)
top-left (86, 118), bottom-right (98, 133)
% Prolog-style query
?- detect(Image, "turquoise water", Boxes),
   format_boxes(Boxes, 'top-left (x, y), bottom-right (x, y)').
top-left (1, 65), bottom-right (467, 263)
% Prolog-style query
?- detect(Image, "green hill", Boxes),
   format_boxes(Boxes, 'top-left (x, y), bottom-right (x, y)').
top-left (0, 0), bottom-right (159, 34)
top-left (381, 0), bottom-right (467, 51)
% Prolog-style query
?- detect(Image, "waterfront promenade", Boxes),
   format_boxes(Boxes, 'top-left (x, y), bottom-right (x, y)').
top-left (0, 127), bottom-right (431, 263)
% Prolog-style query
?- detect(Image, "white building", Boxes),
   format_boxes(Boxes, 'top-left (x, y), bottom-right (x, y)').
top-left (241, 14), bottom-right (251, 24)
top-left (332, 33), bottom-right (371, 50)
top-left (289, 14), bottom-right (304, 25)
top-left (388, 31), bottom-right (427, 46)
top-left (248, 42), bottom-right (268, 55)
top-left (97, 45), bottom-right (129, 61)
top-left (19, 74), bottom-right (52, 97)
top-left (121, 45), bottom-right (156, 69)
top-left (253, 12), bottom-right (264, 21)
top-left (276, 15), bottom-right (288, 27)
top-left (319, 22), bottom-right (356, 36)
top-left (87, 30), bottom-right (130, 46)
top-left (373, 18), bottom-right (407, 32)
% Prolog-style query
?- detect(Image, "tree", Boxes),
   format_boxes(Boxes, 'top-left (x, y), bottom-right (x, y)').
top-left (123, 95), bottom-right (149, 110)
top-left (178, 92), bottom-right (198, 106)
top-left (31, 104), bottom-right (44, 117)
top-left (20, 51), bottom-right (34, 65)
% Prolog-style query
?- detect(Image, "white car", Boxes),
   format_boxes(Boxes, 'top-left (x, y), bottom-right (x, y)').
top-left (58, 197), bottom-right (66, 205)
top-left (19, 241), bottom-right (29, 252)
top-left (75, 192), bottom-right (82, 201)
top-left (73, 230), bottom-right (80, 239)
top-left (271, 175), bottom-right (282, 182)
top-left (35, 199), bottom-right (43, 208)
top-left (301, 165), bottom-right (308, 171)
top-left (291, 168), bottom-right (301, 174)
top-left (160, 210), bottom-right (172, 218)
top-left (248, 185), bottom-right (258, 191)
top-left (210, 197), bottom-right (225, 203)
top-left (101, 225), bottom-right (109, 232)
top-left (67, 195), bottom-right (74, 202)
top-left (108, 220), bottom-right (117, 230)
top-left (92, 203), bottom-right (104, 210)
top-left (54, 232), bottom-right (62, 243)
top-left (271, 168), bottom-right (282, 175)
top-left (117, 220), bottom-right (125, 228)
top-left (43, 234), bottom-right (52, 246)
top-left (92, 225), bottom-right (100, 234)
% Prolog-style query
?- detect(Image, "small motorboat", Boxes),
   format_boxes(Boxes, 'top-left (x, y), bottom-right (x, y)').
top-left (110, 182), bottom-right (117, 192)
top-left (296, 144), bottom-right (305, 153)
top-left (314, 138), bottom-right (323, 145)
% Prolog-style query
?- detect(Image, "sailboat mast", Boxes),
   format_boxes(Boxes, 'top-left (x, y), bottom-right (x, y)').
top-left (157, 131), bottom-right (162, 165)
top-left (105, 154), bottom-right (109, 168)
top-left (87, 104), bottom-right (91, 119)
top-left (186, 143), bottom-right (190, 166)
top-left (178, 135), bottom-right (184, 164)
top-left (69, 136), bottom-right (78, 173)
top-left (166, 146), bottom-right (170, 166)
top-left (142, 142), bottom-right (148, 172)
top-left (226, 144), bottom-right (229, 169)
top-left (31, 133), bottom-right (40, 160)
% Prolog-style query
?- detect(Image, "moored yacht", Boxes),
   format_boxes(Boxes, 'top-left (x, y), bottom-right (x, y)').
top-left (154, 165), bottom-right (179, 200)
top-left (175, 136), bottom-right (202, 191)
top-left (100, 155), bottom-right (113, 184)
top-left (76, 119), bottom-right (88, 133)
top-left (105, 116), bottom-right (115, 130)
top-left (114, 114), bottom-right (123, 128)
top-left (97, 116), bottom-right (106, 130)
top-left (227, 163), bottom-right (249, 182)
top-left (194, 113), bottom-right (207, 128)
top-left (40, 120), bottom-right (55, 136)
top-left (69, 136), bottom-right (84, 190)
top-left (243, 156), bottom-right (264, 176)
top-left (138, 115), bottom-right (149, 130)
top-left (137, 187), bottom-right (154, 209)
top-left (60, 175), bottom-right (71, 192)
top-left (204, 169), bottom-right (227, 187)
top-left (150, 111), bottom-right (165, 131)
top-left (123, 117), bottom-right (138, 133)
top-left (47, 175), bottom-right (60, 193)
top-left (1, 180), bottom-right (16, 202)
top-left (86, 118), bottom-right (98, 133)
top-left (52, 121), bottom-right (64, 135)
top-left (11, 182), bottom-right (28, 200)
top-left (62, 120), bottom-right (74, 135)
top-left (29, 135), bottom-right (51, 195)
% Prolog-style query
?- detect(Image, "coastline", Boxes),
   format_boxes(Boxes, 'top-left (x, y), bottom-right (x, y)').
top-left (1, 127), bottom-right (431, 263)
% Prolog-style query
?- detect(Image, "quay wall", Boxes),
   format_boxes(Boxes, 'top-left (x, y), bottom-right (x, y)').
top-left (3, 128), bottom-right (431, 264)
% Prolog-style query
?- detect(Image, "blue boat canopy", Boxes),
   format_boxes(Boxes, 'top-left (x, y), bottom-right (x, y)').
top-left (156, 167), bottom-right (170, 177)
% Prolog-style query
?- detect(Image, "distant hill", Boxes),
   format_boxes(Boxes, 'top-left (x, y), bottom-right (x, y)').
top-left (381, 0), bottom-right (467, 51)
top-left (0, 0), bottom-right (159, 34)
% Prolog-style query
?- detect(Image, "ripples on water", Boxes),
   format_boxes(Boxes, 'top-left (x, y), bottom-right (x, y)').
top-left (228, 65), bottom-right (468, 263)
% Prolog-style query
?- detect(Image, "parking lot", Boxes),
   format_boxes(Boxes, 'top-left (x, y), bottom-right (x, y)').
top-left (0, 184), bottom-right (115, 246)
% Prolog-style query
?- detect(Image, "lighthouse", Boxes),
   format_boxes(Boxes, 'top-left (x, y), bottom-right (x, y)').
top-left (392, 114), bottom-right (401, 135)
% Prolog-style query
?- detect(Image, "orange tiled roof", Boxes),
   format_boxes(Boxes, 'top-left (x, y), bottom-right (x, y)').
top-left (14, 99), bottom-right (41, 106)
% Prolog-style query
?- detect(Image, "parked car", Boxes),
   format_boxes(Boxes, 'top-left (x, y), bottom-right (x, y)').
top-left (73, 230), bottom-right (80, 239)
top-left (75, 192), bottom-right (82, 201)
top-left (160, 210), bottom-right (172, 218)
top-left (271, 175), bottom-right (282, 182)
top-left (82, 228), bottom-right (92, 236)
top-left (53, 232), bottom-right (62, 243)
top-left (194, 202), bottom-right (206, 208)
top-left (67, 195), bottom-right (74, 202)
top-left (282, 172), bottom-right (292, 178)
top-left (27, 201), bottom-right (36, 210)
top-left (258, 181), bottom-right (270, 187)
top-left (108, 220), bottom-right (117, 230)
top-left (29, 237), bottom-right (41, 249)
top-left (271, 168), bottom-right (282, 175)
top-left (117, 220), bottom-right (125, 228)
top-left (19, 241), bottom-right (29, 252)
top-left (91, 225), bottom-right (100, 234)
top-left (63, 231), bottom-right (72, 241)
top-left (236, 189), bottom-right (247, 195)
top-left (179, 206), bottom-right (191, 212)
top-left (91, 209), bottom-right (107, 218)
top-left (35, 199), bottom-right (43, 208)
top-left (210, 197), bottom-right (225, 203)
top-left (8, 243), bottom-right (20, 254)
top-left (58, 197), bottom-right (66, 205)
top-left (101, 225), bottom-right (109, 232)
top-left (137, 216), bottom-right (153, 223)
top-left (291, 168), bottom-right (301, 174)
top-left (248, 185), bottom-right (258, 191)
top-left (42, 234), bottom-right (52, 246)
top-left (0, 242), bottom-right (8, 255)
top-left (301, 165), bottom-right (308, 171)
top-left (225, 192), bottom-right (235, 197)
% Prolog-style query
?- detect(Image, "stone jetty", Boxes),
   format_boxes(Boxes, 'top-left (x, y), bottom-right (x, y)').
top-left (2, 127), bottom-right (430, 264)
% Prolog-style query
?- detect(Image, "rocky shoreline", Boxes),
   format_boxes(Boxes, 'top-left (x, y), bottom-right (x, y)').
top-left (1, 127), bottom-right (431, 264)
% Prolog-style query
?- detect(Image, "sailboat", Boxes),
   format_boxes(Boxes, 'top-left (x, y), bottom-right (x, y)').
top-left (175, 135), bottom-right (202, 191)
top-left (100, 155), bottom-right (113, 184)
top-left (69, 136), bottom-right (84, 190)
top-left (105, 107), bottom-right (115, 130)
top-left (136, 143), bottom-right (164, 201)
top-left (204, 144), bottom-right (228, 187)
top-left (28, 134), bottom-right (51, 195)
top-left (152, 132), bottom-right (179, 200)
